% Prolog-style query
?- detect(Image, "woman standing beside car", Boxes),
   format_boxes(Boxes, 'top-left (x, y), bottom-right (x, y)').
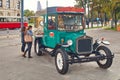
top-left (22, 25), bottom-right (33, 58)
top-left (21, 26), bottom-right (26, 53)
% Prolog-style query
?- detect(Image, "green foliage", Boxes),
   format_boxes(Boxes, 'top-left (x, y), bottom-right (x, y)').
top-left (74, 0), bottom-right (83, 7)
top-left (75, 0), bottom-right (120, 28)
top-left (24, 9), bottom-right (35, 17)
top-left (24, 9), bottom-right (35, 23)
top-left (75, 0), bottom-right (120, 18)
top-left (115, 3), bottom-right (120, 19)
top-left (102, 26), bottom-right (116, 31)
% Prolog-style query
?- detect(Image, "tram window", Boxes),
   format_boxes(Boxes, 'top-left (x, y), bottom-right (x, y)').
top-left (7, 18), bottom-right (12, 22)
top-left (0, 18), bottom-right (4, 22)
top-left (24, 18), bottom-right (27, 22)
top-left (48, 16), bottom-right (56, 30)
top-left (13, 18), bottom-right (17, 22)
top-left (6, 18), bottom-right (10, 22)
top-left (4, 18), bottom-right (6, 22)
top-left (17, 18), bottom-right (21, 22)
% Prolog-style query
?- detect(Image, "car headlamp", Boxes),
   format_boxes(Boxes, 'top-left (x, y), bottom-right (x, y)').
top-left (67, 40), bottom-right (73, 46)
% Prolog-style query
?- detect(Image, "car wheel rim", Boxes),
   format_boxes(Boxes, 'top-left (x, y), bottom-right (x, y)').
top-left (36, 42), bottom-right (39, 53)
top-left (57, 53), bottom-right (63, 70)
top-left (99, 50), bottom-right (107, 64)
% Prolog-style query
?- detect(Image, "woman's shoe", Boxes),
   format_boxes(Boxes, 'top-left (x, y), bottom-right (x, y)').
top-left (22, 54), bottom-right (26, 58)
top-left (28, 56), bottom-right (33, 58)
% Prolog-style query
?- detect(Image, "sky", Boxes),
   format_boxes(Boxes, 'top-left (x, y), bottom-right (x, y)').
top-left (24, 0), bottom-right (76, 12)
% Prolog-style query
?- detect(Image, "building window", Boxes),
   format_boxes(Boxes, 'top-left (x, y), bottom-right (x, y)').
top-left (17, 13), bottom-right (20, 16)
top-left (6, 0), bottom-right (10, 8)
top-left (0, 0), bottom-right (2, 7)
top-left (17, 1), bottom-right (20, 9)
top-left (0, 11), bottom-right (3, 16)
top-left (7, 12), bottom-right (10, 16)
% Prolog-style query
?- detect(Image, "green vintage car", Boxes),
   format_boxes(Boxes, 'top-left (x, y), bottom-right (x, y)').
top-left (34, 7), bottom-right (114, 74)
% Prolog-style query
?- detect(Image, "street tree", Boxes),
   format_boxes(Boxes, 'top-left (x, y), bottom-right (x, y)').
top-left (75, 0), bottom-right (120, 28)
top-left (24, 9), bottom-right (35, 23)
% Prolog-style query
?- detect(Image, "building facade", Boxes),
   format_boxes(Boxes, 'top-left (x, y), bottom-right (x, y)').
top-left (0, 0), bottom-right (20, 16)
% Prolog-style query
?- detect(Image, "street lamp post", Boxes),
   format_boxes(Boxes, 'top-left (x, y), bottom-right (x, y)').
top-left (21, 0), bottom-right (24, 29)
top-left (46, 0), bottom-right (48, 13)
top-left (20, 0), bottom-right (24, 44)
top-left (87, 0), bottom-right (90, 28)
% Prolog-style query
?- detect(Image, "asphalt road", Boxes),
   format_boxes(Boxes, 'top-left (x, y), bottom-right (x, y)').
top-left (0, 29), bottom-right (20, 39)
top-left (0, 29), bottom-right (20, 36)
top-left (0, 28), bottom-right (120, 80)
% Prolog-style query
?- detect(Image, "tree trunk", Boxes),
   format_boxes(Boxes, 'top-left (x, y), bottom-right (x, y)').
top-left (91, 4), bottom-right (93, 28)
top-left (114, 10), bottom-right (117, 28)
top-left (104, 13), bottom-right (107, 26)
top-left (111, 11), bottom-right (114, 28)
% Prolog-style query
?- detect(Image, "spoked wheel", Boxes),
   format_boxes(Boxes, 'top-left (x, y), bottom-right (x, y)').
top-left (96, 46), bottom-right (113, 69)
top-left (55, 48), bottom-right (69, 74)
top-left (34, 38), bottom-right (43, 56)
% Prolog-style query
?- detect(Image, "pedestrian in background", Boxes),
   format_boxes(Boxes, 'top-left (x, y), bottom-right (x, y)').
top-left (21, 27), bottom-right (26, 53)
top-left (22, 25), bottom-right (33, 58)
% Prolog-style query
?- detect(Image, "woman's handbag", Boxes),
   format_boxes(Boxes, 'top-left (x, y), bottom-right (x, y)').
top-left (24, 34), bottom-right (33, 42)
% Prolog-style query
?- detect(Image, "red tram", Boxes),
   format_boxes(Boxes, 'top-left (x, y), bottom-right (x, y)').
top-left (0, 16), bottom-right (28, 29)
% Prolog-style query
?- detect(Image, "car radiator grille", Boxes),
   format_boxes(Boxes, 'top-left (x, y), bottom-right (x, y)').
top-left (76, 36), bottom-right (93, 54)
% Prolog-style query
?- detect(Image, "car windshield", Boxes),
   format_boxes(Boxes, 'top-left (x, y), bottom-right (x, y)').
top-left (58, 14), bottom-right (84, 31)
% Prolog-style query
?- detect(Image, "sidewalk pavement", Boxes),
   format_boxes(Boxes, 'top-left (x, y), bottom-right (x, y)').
top-left (0, 35), bottom-right (21, 47)
top-left (0, 28), bottom-right (120, 54)
top-left (85, 28), bottom-right (120, 54)
top-left (0, 28), bottom-right (120, 80)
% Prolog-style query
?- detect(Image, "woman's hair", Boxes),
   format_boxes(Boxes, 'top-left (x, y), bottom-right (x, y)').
top-left (27, 25), bottom-right (32, 30)
top-left (21, 27), bottom-right (26, 32)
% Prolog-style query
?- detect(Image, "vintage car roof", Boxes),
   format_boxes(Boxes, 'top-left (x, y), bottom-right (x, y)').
top-left (47, 7), bottom-right (85, 14)
top-left (35, 7), bottom-right (84, 16)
